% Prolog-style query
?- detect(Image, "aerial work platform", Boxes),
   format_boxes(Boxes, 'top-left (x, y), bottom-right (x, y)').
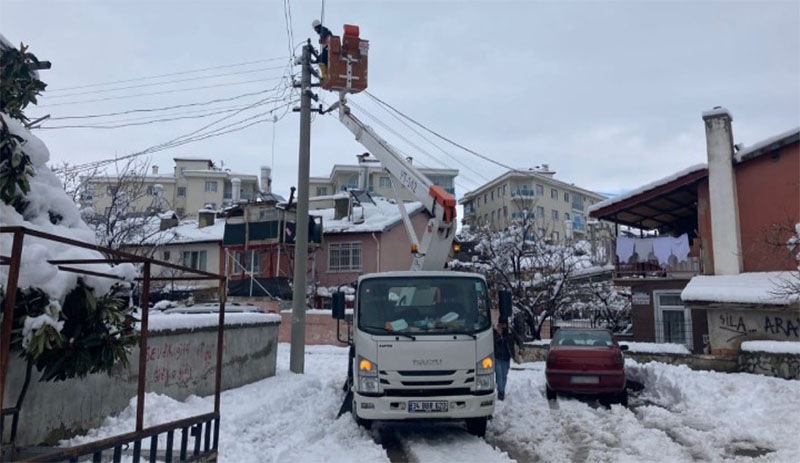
top-left (321, 24), bottom-right (369, 93)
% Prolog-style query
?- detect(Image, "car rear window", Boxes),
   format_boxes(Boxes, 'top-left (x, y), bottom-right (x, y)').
top-left (553, 330), bottom-right (613, 347)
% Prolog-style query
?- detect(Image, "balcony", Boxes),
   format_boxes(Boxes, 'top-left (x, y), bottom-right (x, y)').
top-left (511, 189), bottom-right (535, 199)
top-left (612, 236), bottom-right (703, 279)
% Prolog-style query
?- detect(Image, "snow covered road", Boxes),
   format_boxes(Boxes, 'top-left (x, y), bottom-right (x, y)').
top-left (64, 344), bottom-right (800, 462)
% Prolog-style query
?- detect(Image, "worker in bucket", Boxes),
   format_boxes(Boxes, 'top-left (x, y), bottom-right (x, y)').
top-left (312, 19), bottom-right (332, 80)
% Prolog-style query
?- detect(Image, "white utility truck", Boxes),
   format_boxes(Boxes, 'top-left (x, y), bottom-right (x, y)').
top-left (331, 100), bottom-right (511, 437)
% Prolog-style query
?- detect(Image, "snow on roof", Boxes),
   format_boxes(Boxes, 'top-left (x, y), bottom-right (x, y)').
top-left (588, 164), bottom-right (707, 214)
top-left (318, 196), bottom-right (425, 234)
top-left (137, 218), bottom-right (226, 246)
top-left (734, 126), bottom-right (800, 163)
top-left (681, 272), bottom-right (799, 306)
top-left (701, 106), bottom-right (732, 119)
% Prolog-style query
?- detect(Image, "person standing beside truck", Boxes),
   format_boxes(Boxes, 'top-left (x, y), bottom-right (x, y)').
top-left (493, 317), bottom-right (522, 400)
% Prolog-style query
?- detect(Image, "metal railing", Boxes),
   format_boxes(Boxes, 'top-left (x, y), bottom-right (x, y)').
top-left (1, 226), bottom-right (227, 462)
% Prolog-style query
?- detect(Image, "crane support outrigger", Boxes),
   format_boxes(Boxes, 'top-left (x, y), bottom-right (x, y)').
top-left (325, 24), bottom-right (511, 438)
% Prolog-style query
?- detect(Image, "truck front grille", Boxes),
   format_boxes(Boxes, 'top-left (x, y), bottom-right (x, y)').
top-left (383, 387), bottom-right (472, 397)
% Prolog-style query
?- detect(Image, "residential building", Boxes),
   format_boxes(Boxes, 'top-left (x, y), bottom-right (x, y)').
top-left (309, 157), bottom-right (457, 202)
top-left (589, 110), bottom-right (799, 354)
top-left (82, 158), bottom-right (262, 219)
top-left (459, 164), bottom-right (607, 242)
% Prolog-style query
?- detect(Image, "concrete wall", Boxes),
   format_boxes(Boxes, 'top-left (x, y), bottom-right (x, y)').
top-left (278, 311), bottom-right (349, 346)
top-left (739, 351), bottom-right (800, 380)
top-left (3, 320), bottom-right (279, 446)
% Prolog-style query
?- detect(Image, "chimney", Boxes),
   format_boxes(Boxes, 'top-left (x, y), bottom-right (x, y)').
top-left (152, 165), bottom-right (159, 175)
top-left (198, 210), bottom-right (215, 228)
top-left (260, 166), bottom-right (272, 193)
top-left (702, 107), bottom-right (743, 275)
top-left (232, 178), bottom-right (241, 202)
top-left (334, 197), bottom-right (349, 220)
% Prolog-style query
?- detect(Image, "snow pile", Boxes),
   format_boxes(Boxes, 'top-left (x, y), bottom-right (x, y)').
top-left (620, 342), bottom-right (691, 354)
top-left (142, 312), bottom-right (280, 332)
top-left (0, 114), bottom-right (136, 299)
top-left (741, 340), bottom-right (800, 355)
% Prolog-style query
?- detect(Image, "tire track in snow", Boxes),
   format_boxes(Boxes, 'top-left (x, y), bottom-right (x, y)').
top-left (372, 422), bottom-right (514, 463)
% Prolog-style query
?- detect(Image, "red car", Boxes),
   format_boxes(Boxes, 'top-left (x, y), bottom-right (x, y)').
top-left (545, 327), bottom-right (628, 406)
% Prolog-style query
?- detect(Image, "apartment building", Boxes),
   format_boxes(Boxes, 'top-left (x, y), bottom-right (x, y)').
top-left (82, 158), bottom-right (262, 218)
top-left (459, 164), bottom-right (606, 242)
top-left (309, 157), bottom-right (457, 202)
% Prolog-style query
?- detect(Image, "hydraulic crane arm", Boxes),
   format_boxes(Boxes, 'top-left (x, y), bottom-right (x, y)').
top-left (337, 101), bottom-right (457, 271)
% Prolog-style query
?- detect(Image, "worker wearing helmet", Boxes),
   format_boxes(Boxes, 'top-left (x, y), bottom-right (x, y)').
top-left (312, 19), bottom-right (332, 80)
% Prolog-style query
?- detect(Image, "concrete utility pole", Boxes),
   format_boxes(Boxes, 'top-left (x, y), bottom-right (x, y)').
top-left (290, 43), bottom-right (313, 373)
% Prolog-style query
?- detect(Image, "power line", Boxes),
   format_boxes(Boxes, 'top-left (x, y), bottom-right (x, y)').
top-left (364, 93), bottom-right (492, 184)
top-left (38, 89), bottom-right (280, 121)
top-left (46, 57), bottom-right (289, 92)
top-left (38, 77), bottom-right (287, 108)
top-left (364, 91), bottom-right (517, 173)
top-left (45, 65), bottom-right (290, 99)
top-left (38, 98), bottom-right (286, 129)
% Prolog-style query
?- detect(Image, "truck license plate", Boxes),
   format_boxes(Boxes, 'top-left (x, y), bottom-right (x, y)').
top-left (408, 400), bottom-right (448, 413)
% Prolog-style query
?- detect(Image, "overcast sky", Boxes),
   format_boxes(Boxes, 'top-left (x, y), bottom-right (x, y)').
top-left (3, 0), bottom-right (799, 201)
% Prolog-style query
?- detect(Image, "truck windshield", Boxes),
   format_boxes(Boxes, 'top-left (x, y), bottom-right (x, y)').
top-left (357, 276), bottom-right (491, 336)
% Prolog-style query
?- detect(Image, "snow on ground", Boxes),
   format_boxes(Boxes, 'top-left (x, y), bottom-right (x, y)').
top-left (64, 344), bottom-right (800, 462)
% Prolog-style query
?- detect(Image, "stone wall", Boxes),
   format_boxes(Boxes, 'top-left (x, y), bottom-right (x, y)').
top-left (739, 351), bottom-right (800, 380)
top-left (3, 320), bottom-right (279, 446)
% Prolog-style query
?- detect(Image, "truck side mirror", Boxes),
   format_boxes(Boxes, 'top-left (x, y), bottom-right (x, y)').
top-left (332, 292), bottom-right (346, 320)
top-left (498, 291), bottom-right (512, 320)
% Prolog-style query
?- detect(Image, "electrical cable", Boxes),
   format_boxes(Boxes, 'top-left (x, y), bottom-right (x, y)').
top-left (44, 64), bottom-right (290, 99)
top-left (364, 91), bottom-right (518, 173)
top-left (38, 77), bottom-right (286, 108)
top-left (46, 57), bottom-right (289, 92)
top-left (364, 93), bottom-right (492, 184)
top-left (37, 89), bottom-right (281, 121)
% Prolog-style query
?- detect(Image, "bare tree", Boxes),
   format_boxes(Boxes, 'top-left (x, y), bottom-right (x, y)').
top-left (772, 221), bottom-right (800, 299)
top-left (51, 161), bottom-right (98, 206)
top-left (82, 158), bottom-right (171, 257)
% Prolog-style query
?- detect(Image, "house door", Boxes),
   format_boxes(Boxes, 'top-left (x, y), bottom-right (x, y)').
top-left (654, 291), bottom-right (692, 348)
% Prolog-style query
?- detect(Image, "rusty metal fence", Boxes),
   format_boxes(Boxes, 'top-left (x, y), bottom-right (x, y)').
top-left (0, 226), bottom-right (227, 462)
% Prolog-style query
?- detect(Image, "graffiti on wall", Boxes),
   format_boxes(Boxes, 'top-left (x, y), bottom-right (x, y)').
top-left (716, 312), bottom-right (800, 343)
top-left (147, 341), bottom-right (216, 388)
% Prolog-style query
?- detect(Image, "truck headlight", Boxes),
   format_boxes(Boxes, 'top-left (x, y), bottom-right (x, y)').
top-left (357, 356), bottom-right (379, 392)
top-left (476, 356), bottom-right (495, 391)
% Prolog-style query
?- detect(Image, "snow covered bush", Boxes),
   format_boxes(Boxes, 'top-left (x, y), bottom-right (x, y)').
top-left (0, 38), bottom-right (138, 384)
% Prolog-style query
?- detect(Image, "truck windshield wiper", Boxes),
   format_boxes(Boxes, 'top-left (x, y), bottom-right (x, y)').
top-left (371, 327), bottom-right (416, 340)
top-left (447, 330), bottom-right (477, 339)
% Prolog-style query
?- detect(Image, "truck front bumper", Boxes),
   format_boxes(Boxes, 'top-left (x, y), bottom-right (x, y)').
top-left (353, 392), bottom-right (495, 420)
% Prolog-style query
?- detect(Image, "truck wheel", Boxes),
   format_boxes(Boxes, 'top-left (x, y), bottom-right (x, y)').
top-left (355, 415), bottom-right (373, 430)
top-left (465, 417), bottom-right (487, 437)
top-left (546, 386), bottom-right (557, 401)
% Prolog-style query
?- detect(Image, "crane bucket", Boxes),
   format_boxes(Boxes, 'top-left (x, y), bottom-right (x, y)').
top-left (321, 24), bottom-right (369, 93)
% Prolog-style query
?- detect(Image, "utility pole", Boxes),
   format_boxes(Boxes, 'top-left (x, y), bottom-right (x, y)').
top-left (289, 43), bottom-right (313, 373)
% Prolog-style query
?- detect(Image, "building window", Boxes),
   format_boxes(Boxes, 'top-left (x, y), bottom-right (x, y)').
top-left (477, 197), bottom-right (481, 207)
top-left (564, 212), bottom-right (570, 221)
top-left (315, 186), bottom-right (328, 196)
top-left (503, 206), bottom-right (508, 218)
top-left (537, 206), bottom-right (544, 218)
top-left (536, 184), bottom-right (544, 196)
top-left (329, 242), bottom-right (361, 271)
top-left (379, 176), bottom-right (391, 188)
top-left (176, 207), bottom-right (185, 217)
top-left (502, 185), bottom-right (507, 195)
top-left (106, 186), bottom-right (118, 196)
top-left (491, 211), bottom-right (496, 223)
top-left (205, 181), bottom-right (218, 192)
top-left (182, 250), bottom-right (207, 271)
top-left (234, 250), bottom-right (261, 273)
top-left (179, 167), bottom-right (187, 176)
top-left (490, 191), bottom-right (494, 201)
top-left (551, 188), bottom-right (558, 199)
top-left (162, 251), bottom-right (171, 261)
top-left (552, 231), bottom-right (560, 242)
top-left (564, 192), bottom-right (570, 202)
top-left (177, 187), bottom-right (186, 197)
top-left (483, 193), bottom-right (487, 204)
top-left (552, 209), bottom-right (559, 220)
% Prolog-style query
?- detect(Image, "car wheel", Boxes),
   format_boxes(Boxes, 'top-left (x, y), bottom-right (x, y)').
top-left (618, 390), bottom-right (629, 407)
top-left (465, 417), bottom-right (488, 437)
top-left (546, 386), bottom-right (557, 401)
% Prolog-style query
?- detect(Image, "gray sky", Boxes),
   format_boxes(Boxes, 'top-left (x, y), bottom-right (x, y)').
top-left (3, 0), bottom-right (799, 201)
